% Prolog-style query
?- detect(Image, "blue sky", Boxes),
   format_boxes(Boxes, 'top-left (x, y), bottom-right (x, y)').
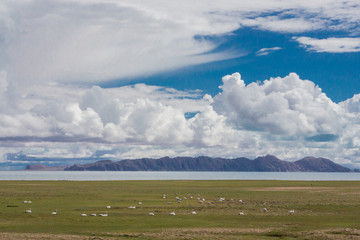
top-left (105, 27), bottom-right (360, 103)
top-left (0, 0), bottom-right (360, 169)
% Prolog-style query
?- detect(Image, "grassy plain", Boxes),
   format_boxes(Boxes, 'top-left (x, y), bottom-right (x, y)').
top-left (0, 180), bottom-right (359, 239)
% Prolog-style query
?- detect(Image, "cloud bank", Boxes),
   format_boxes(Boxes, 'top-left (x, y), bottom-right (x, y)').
top-left (0, 72), bottom-right (359, 167)
top-left (1, 0), bottom-right (360, 91)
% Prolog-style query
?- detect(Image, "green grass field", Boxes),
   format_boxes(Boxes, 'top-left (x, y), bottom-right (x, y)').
top-left (0, 180), bottom-right (359, 239)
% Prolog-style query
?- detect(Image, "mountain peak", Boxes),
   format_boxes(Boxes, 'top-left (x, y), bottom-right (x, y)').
top-left (256, 155), bottom-right (281, 161)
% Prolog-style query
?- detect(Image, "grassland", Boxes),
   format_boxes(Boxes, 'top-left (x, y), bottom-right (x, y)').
top-left (0, 180), bottom-right (359, 239)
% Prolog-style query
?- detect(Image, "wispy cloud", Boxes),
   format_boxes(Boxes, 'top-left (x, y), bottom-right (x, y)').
top-left (1, 0), bottom-right (360, 89)
top-left (256, 47), bottom-right (282, 56)
top-left (294, 37), bottom-right (360, 53)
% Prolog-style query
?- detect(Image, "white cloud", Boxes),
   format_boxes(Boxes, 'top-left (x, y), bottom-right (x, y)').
top-left (0, 71), bottom-right (8, 94)
top-left (1, 71), bottom-right (360, 165)
top-left (1, 0), bottom-right (239, 91)
top-left (256, 47), bottom-right (282, 56)
top-left (294, 37), bottom-right (360, 53)
top-left (0, 112), bottom-right (51, 137)
top-left (241, 17), bottom-right (325, 33)
top-left (0, 0), bottom-right (360, 93)
top-left (189, 106), bottom-right (235, 147)
top-left (212, 72), bottom-right (344, 136)
top-left (58, 104), bottom-right (104, 138)
top-left (339, 94), bottom-right (360, 116)
top-left (103, 98), bottom-right (194, 144)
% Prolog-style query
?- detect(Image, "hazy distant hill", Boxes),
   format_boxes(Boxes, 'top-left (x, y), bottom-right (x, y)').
top-left (60, 155), bottom-right (352, 172)
top-left (25, 164), bottom-right (67, 171)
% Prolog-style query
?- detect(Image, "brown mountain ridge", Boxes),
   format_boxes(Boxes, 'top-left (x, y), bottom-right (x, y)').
top-left (58, 155), bottom-right (353, 172)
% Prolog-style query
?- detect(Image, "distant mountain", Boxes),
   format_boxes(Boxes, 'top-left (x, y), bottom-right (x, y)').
top-left (25, 164), bottom-right (67, 171)
top-left (295, 157), bottom-right (351, 172)
top-left (61, 155), bottom-right (353, 172)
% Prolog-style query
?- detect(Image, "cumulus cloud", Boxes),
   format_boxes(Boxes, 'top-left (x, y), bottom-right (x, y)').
top-left (189, 106), bottom-right (234, 147)
top-left (340, 94), bottom-right (360, 114)
top-left (0, 113), bottom-right (51, 137)
top-left (294, 37), bottom-right (360, 53)
top-left (213, 72), bottom-right (345, 136)
top-left (103, 98), bottom-right (194, 144)
top-left (1, 71), bottom-right (360, 166)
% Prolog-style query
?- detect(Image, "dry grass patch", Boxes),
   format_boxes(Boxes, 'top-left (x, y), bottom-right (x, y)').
top-left (143, 228), bottom-right (360, 240)
top-left (2, 228), bottom-right (360, 240)
top-left (0, 232), bottom-right (109, 240)
top-left (250, 187), bottom-right (334, 191)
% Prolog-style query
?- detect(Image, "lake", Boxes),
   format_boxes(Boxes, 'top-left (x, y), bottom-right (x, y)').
top-left (0, 171), bottom-right (359, 181)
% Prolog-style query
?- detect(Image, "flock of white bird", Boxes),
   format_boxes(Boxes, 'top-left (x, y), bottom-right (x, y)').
top-left (22, 194), bottom-right (295, 217)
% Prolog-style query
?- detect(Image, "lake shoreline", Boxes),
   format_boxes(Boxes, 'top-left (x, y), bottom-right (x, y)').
top-left (1, 171), bottom-right (359, 181)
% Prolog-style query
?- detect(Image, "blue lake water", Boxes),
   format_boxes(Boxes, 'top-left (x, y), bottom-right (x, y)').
top-left (0, 171), bottom-right (359, 181)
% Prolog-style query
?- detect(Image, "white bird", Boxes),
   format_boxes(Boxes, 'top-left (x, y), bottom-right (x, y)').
top-left (138, 202), bottom-right (142, 205)
top-left (239, 199), bottom-right (243, 203)
top-left (128, 206), bottom-right (136, 209)
top-left (99, 212), bottom-right (108, 217)
top-left (90, 213), bottom-right (96, 216)
top-left (106, 205), bottom-right (111, 209)
top-left (263, 208), bottom-right (268, 213)
top-left (239, 211), bottom-right (244, 215)
top-left (289, 210), bottom-right (295, 214)
top-left (52, 210), bottom-right (57, 215)
top-left (23, 201), bottom-right (28, 203)
top-left (81, 213), bottom-right (87, 217)
top-left (28, 201), bottom-right (32, 203)
top-left (148, 212), bottom-right (155, 216)
top-left (191, 211), bottom-right (196, 215)
top-left (169, 211), bottom-right (176, 216)
top-left (25, 209), bottom-right (31, 213)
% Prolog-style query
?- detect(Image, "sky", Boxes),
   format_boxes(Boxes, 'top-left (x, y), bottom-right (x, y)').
top-left (0, 0), bottom-right (360, 169)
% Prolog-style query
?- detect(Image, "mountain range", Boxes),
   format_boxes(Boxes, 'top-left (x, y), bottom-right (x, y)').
top-left (51, 155), bottom-right (356, 172)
